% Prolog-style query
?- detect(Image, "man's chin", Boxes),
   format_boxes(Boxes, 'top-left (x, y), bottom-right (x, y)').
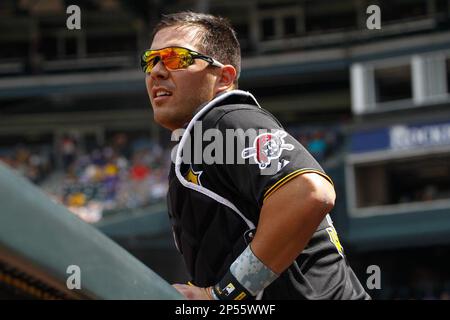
top-left (153, 113), bottom-right (183, 131)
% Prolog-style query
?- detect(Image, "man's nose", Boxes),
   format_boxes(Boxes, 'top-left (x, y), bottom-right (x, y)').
top-left (150, 59), bottom-right (169, 81)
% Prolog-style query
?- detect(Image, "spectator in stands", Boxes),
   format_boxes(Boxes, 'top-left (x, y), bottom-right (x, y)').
top-left (307, 131), bottom-right (327, 162)
top-left (60, 135), bottom-right (77, 170)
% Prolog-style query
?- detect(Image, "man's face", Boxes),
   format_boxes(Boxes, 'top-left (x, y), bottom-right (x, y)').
top-left (146, 25), bottom-right (220, 131)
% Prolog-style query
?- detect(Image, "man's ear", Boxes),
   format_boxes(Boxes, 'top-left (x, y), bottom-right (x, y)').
top-left (215, 65), bottom-right (237, 93)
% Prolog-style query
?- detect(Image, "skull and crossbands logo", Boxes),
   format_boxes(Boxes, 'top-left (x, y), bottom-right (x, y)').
top-left (241, 130), bottom-right (294, 169)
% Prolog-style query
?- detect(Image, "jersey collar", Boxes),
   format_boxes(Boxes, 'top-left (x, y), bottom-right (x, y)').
top-left (191, 90), bottom-right (260, 119)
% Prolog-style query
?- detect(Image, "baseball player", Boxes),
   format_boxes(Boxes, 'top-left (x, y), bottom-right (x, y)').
top-left (142, 11), bottom-right (370, 300)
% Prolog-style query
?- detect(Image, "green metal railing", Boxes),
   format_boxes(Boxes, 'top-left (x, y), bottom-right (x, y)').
top-left (0, 162), bottom-right (183, 300)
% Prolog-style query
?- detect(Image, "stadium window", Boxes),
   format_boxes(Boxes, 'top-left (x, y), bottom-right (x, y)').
top-left (354, 162), bottom-right (389, 208)
top-left (374, 64), bottom-right (412, 104)
top-left (0, 41), bottom-right (28, 60)
top-left (40, 36), bottom-right (58, 60)
top-left (64, 37), bottom-right (78, 58)
top-left (283, 16), bottom-right (297, 36)
top-left (379, 0), bottom-right (428, 23)
top-left (353, 153), bottom-right (450, 209)
top-left (257, 3), bottom-right (303, 41)
top-left (436, 0), bottom-right (450, 16)
top-left (304, 1), bottom-right (356, 33)
top-left (261, 17), bottom-right (276, 40)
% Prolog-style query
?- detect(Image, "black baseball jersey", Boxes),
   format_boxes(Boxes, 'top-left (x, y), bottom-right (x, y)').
top-left (167, 90), bottom-right (370, 300)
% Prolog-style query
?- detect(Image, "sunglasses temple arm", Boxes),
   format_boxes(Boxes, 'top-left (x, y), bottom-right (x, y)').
top-left (211, 59), bottom-right (225, 68)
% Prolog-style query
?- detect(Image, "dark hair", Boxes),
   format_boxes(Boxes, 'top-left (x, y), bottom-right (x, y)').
top-left (152, 11), bottom-right (241, 86)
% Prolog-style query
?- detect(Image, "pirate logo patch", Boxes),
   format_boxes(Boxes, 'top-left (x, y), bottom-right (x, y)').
top-left (242, 130), bottom-right (294, 169)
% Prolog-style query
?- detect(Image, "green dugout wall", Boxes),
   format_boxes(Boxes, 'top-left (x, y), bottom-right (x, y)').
top-left (0, 162), bottom-right (183, 300)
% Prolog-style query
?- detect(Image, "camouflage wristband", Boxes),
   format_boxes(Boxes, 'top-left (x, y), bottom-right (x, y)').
top-left (230, 244), bottom-right (279, 296)
top-left (214, 245), bottom-right (279, 300)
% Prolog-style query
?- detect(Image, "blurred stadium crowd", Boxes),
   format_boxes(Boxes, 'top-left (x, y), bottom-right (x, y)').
top-left (0, 127), bottom-right (342, 223)
top-left (0, 133), bottom-right (170, 223)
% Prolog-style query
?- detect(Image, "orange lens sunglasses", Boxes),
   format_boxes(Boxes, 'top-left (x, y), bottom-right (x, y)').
top-left (141, 46), bottom-right (224, 73)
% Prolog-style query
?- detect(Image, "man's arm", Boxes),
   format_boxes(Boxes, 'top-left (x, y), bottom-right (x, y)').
top-left (251, 172), bottom-right (335, 273)
top-left (173, 172), bottom-right (335, 299)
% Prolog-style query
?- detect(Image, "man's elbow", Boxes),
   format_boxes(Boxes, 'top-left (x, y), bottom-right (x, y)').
top-left (304, 173), bottom-right (336, 216)
top-left (313, 189), bottom-right (335, 215)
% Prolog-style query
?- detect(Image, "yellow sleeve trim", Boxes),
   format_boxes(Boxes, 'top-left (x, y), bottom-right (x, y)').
top-left (263, 169), bottom-right (334, 202)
